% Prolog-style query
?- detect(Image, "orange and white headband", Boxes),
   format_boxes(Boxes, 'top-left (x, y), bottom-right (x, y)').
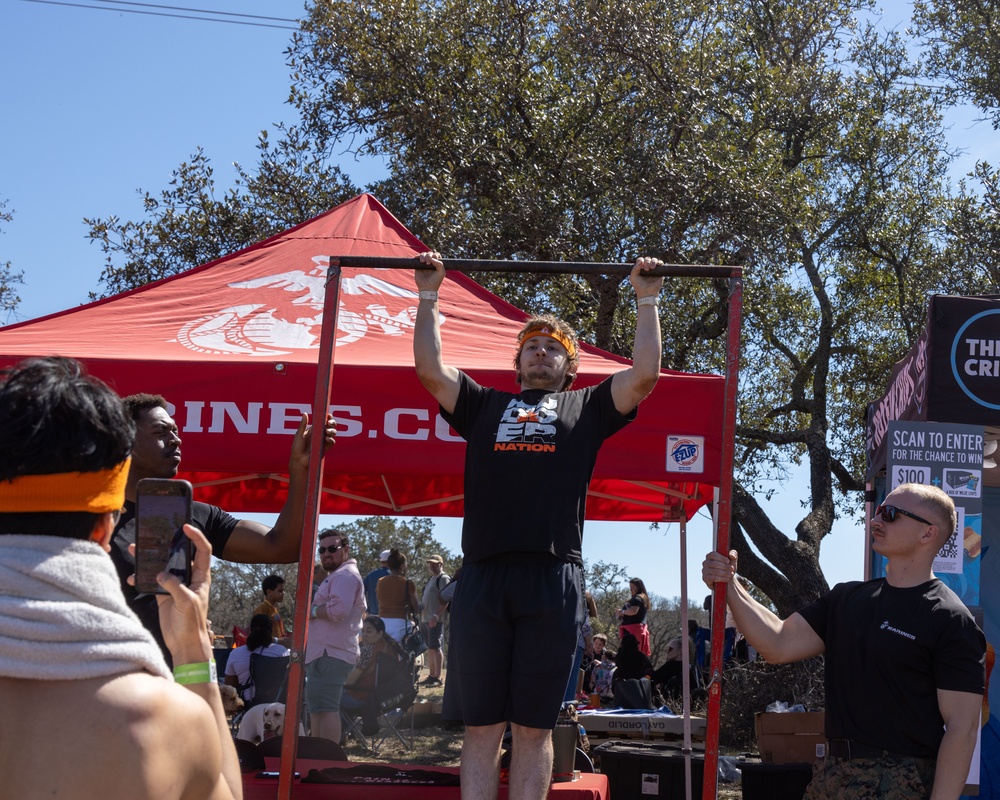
top-left (516, 324), bottom-right (577, 360)
top-left (0, 458), bottom-right (130, 513)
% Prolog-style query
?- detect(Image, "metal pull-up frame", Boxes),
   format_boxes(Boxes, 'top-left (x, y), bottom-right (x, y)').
top-left (276, 256), bottom-right (743, 800)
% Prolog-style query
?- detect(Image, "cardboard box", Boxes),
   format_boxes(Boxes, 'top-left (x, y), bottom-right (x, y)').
top-left (410, 700), bottom-right (443, 728)
top-left (755, 711), bottom-right (826, 764)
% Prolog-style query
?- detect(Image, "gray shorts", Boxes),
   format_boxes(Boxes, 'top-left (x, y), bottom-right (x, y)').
top-left (422, 620), bottom-right (444, 650)
top-left (304, 654), bottom-right (353, 713)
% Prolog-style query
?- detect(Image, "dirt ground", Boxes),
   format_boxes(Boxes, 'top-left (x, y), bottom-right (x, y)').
top-left (339, 670), bottom-right (747, 798)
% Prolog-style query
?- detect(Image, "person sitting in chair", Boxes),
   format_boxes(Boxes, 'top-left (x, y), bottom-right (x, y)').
top-left (612, 631), bottom-right (652, 685)
top-left (224, 613), bottom-right (290, 704)
top-left (649, 637), bottom-right (686, 702)
top-left (341, 615), bottom-right (413, 735)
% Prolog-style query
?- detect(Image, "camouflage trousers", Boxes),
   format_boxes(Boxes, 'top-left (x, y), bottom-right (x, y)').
top-left (804, 756), bottom-right (936, 800)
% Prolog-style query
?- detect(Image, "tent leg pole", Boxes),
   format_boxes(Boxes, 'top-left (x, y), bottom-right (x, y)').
top-left (702, 274), bottom-right (743, 800)
top-left (278, 264), bottom-right (343, 800)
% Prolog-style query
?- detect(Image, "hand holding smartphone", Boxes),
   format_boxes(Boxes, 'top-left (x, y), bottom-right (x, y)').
top-left (135, 478), bottom-right (193, 594)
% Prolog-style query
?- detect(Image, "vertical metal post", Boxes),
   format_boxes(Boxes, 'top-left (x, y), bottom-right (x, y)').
top-left (679, 513), bottom-right (693, 800)
top-left (701, 274), bottom-right (744, 800)
top-left (277, 263), bottom-right (343, 800)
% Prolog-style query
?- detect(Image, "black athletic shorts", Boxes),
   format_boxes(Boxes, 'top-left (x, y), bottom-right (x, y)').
top-left (450, 554), bottom-right (583, 729)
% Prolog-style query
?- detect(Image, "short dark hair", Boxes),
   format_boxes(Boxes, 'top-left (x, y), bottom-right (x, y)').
top-left (318, 528), bottom-right (348, 547)
top-left (0, 357), bottom-right (134, 538)
top-left (262, 574), bottom-right (285, 594)
top-left (121, 392), bottom-right (168, 422)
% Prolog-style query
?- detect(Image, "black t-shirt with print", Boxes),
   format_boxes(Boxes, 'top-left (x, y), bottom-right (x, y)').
top-left (441, 372), bottom-right (634, 565)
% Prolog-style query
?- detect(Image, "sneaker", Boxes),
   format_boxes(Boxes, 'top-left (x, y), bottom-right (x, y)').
top-left (422, 677), bottom-right (442, 686)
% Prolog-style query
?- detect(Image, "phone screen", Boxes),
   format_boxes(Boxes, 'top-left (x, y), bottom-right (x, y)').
top-left (135, 479), bottom-right (192, 594)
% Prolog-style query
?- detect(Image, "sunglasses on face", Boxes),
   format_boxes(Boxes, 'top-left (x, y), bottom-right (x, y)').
top-left (874, 503), bottom-right (934, 526)
top-left (318, 543), bottom-right (345, 555)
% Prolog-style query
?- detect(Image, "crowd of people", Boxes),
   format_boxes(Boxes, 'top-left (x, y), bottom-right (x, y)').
top-left (1, 245), bottom-right (986, 800)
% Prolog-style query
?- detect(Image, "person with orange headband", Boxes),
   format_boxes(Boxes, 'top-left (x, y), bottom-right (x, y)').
top-left (0, 356), bottom-right (241, 800)
top-left (108, 392), bottom-right (336, 661)
top-left (413, 251), bottom-right (664, 800)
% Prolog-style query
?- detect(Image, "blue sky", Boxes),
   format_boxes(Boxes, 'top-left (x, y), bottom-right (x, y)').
top-left (2, 0), bottom-right (995, 600)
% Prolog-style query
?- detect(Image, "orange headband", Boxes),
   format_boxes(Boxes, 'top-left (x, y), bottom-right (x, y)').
top-left (0, 459), bottom-right (131, 513)
top-left (517, 325), bottom-right (577, 360)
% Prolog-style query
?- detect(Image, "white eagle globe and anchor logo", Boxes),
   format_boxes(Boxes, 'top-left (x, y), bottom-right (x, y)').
top-left (176, 255), bottom-right (425, 356)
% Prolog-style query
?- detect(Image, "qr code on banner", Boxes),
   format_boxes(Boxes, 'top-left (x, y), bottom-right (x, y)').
top-left (938, 531), bottom-right (959, 561)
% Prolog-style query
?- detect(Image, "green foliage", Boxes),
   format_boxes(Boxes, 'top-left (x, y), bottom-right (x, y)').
top-left (913, 0), bottom-right (1000, 129)
top-left (209, 561), bottom-right (299, 642)
top-left (324, 516), bottom-right (457, 593)
top-left (0, 200), bottom-right (24, 322)
top-left (719, 658), bottom-right (825, 750)
top-left (207, 516), bottom-right (456, 638)
top-left (585, 559), bottom-right (707, 665)
top-left (584, 559), bottom-right (631, 640)
top-left (942, 163), bottom-right (1000, 293)
top-left (81, 0), bottom-right (1000, 617)
top-left (286, 0), bottom-right (975, 616)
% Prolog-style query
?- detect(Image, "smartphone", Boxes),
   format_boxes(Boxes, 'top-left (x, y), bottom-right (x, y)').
top-left (134, 478), bottom-right (193, 594)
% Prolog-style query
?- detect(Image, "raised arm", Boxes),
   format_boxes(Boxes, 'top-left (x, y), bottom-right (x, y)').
top-left (611, 257), bottom-right (665, 415)
top-left (413, 251), bottom-right (461, 414)
top-left (221, 413), bottom-right (336, 563)
top-left (156, 524), bottom-right (242, 800)
top-left (702, 550), bottom-right (825, 664)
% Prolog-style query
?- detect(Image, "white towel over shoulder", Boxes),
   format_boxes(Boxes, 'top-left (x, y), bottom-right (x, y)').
top-left (0, 534), bottom-right (171, 681)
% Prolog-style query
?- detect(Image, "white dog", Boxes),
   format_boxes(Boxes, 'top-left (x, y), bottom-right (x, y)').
top-left (236, 702), bottom-right (304, 744)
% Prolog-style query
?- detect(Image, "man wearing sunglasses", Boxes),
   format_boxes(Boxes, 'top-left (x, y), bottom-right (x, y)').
top-left (306, 528), bottom-right (366, 746)
top-left (703, 482), bottom-right (985, 800)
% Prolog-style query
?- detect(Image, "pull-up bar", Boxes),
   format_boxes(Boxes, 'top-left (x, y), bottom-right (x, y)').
top-left (332, 254), bottom-right (742, 280)
top-left (280, 253), bottom-right (743, 800)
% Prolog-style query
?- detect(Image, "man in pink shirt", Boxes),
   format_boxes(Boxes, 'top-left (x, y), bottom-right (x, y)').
top-left (306, 528), bottom-right (366, 745)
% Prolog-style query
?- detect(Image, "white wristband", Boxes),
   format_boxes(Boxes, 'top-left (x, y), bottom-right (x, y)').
top-left (419, 290), bottom-right (439, 301)
top-left (636, 295), bottom-right (658, 307)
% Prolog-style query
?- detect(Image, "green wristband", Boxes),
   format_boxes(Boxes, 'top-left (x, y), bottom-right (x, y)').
top-left (173, 660), bottom-right (217, 685)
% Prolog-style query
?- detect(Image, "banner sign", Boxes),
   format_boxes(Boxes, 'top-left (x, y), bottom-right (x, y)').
top-left (886, 421), bottom-right (984, 601)
top-left (867, 295), bottom-right (1000, 480)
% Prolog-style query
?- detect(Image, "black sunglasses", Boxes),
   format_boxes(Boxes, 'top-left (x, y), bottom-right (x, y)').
top-left (874, 503), bottom-right (934, 526)
top-left (318, 543), bottom-right (345, 554)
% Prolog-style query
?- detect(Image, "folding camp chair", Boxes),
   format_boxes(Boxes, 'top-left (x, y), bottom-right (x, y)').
top-left (212, 647), bottom-right (231, 682)
top-left (230, 653), bottom-right (292, 733)
top-left (341, 653), bottom-right (418, 755)
top-left (246, 653), bottom-right (290, 707)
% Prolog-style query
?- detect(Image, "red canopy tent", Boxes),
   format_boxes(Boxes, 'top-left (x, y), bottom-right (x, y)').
top-left (0, 193), bottom-right (741, 799)
top-left (0, 193), bottom-right (724, 521)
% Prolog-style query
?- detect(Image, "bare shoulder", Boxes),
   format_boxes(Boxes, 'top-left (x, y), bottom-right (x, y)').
top-left (120, 675), bottom-right (225, 797)
top-left (1, 673), bottom-right (225, 800)
top-left (3, 673), bottom-right (219, 799)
